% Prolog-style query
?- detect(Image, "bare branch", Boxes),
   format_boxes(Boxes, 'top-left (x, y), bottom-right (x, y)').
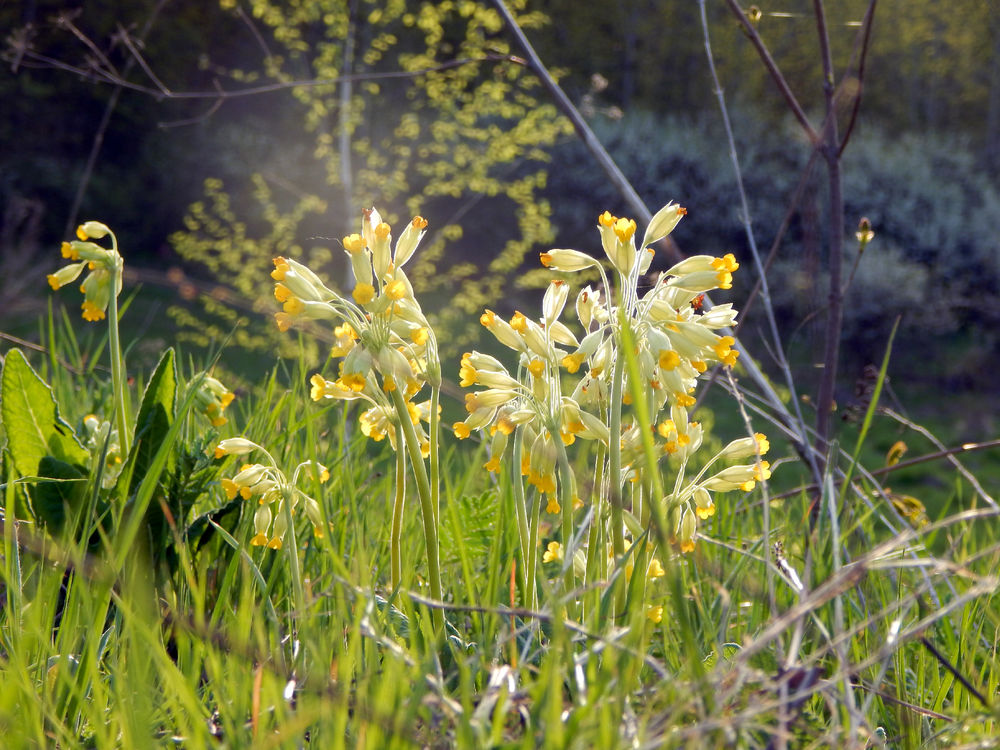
top-left (12, 47), bottom-right (526, 102)
top-left (115, 22), bottom-right (171, 96)
top-left (838, 0), bottom-right (878, 156)
top-left (721, 0), bottom-right (818, 145)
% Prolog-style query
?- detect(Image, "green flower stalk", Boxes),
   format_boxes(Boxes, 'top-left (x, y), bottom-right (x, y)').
top-left (49, 221), bottom-right (130, 456)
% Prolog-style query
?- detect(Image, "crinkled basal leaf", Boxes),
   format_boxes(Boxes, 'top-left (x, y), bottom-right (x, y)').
top-left (1, 348), bottom-right (89, 476)
top-left (127, 347), bottom-right (177, 495)
top-left (32, 456), bottom-right (88, 536)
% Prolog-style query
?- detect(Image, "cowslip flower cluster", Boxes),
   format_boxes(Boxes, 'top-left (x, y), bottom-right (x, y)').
top-left (272, 208), bottom-right (439, 448)
top-left (457, 202), bottom-right (772, 598)
top-left (273, 207), bottom-right (445, 625)
top-left (48, 221), bottom-right (123, 322)
top-left (214, 437), bottom-right (328, 549)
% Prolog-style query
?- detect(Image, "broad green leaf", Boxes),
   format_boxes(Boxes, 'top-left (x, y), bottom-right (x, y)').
top-left (1, 348), bottom-right (88, 477)
top-left (127, 348), bottom-right (177, 495)
top-left (32, 456), bottom-right (87, 536)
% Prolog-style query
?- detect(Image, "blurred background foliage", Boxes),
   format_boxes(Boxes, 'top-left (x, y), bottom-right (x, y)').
top-left (2, 0), bottom-right (999, 426)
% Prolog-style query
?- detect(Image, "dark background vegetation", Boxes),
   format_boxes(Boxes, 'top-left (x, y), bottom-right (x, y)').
top-left (3, 0), bottom-right (999, 491)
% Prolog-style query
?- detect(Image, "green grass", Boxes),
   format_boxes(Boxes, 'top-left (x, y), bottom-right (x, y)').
top-left (1, 311), bottom-right (999, 749)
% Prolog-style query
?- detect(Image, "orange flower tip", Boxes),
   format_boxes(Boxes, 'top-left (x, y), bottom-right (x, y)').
top-left (411, 216), bottom-right (428, 230)
top-left (678, 206), bottom-right (688, 215)
top-left (266, 538), bottom-right (283, 550)
top-left (539, 252), bottom-right (552, 267)
top-left (250, 533), bottom-right (269, 547)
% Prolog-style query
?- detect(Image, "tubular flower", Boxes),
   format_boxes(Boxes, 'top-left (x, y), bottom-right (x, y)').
top-left (214, 437), bottom-right (258, 460)
top-left (540, 249), bottom-right (597, 272)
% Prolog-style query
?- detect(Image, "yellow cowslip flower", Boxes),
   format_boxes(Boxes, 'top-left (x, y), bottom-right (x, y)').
top-left (453, 421), bottom-right (472, 439)
top-left (641, 202), bottom-right (686, 248)
top-left (352, 283), bottom-right (376, 305)
top-left (561, 352), bottom-right (585, 373)
top-left (458, 353), bottom-right (479, 387)
top-left (712, 335), bottom-right (738, 366)
top-left (250, 503), bottom-right (271, 548)
top-left (694, 486), bottom-right (715, 519)
top-left (539, 249), bottom-right (596, 272)
top-left (542, 541), bottom-right (563, 563)
top-left (711, 253), bottom-right (739, 273)
top-left (720, 432), bottom-right (769, 460)
top-left (330, 322), bottom-right (358, 357)
top-left (647, 558), bottom-right (665, 579)
top-left (674, 391), bottom-right (696, 408)
top-left (598, 211), bottom-right (617, 228)
top-left (480, 309), bottom-right (524, 352)
top-left (647, 605), bottom-right (664, 623)
top-left (677, 507), bottom-right (697, 553)
top-left (484, 453), bottom-right (502, 473)
top-left (526, 431), bottom-right (557, 495)
top-left (47, 262), bottom-right (86, 290)
top-left (273, 282), bottom-right (292, 303)
top-left (386, 279), bottom-right (407, 300)
top-left (613, 217), bottom-right (637, 244)
top-left (410, 326), bottom-right (428, 346)
top-left (81, 300), bottom-right (105, 322)
top-left (310, 373), bottom-right (348, 401)
top-left (739, 460), bottom-right (771, 491)
top-left (77, 221), bottom-right (110, 240)
top-left (274, 312), bottom-right (293, 332)
top-left (658, 349), bottom-right (681, 371)
top-left (214, 437), bottom-right (257, 460)
top-left (546, 497), bottom-right (561, 514)
top-left (338, 372), bottom-right (367, 392)
top-left (342, 233), bottom-right (366, 254)
top-left (221, 477), bottom-right (244, 500)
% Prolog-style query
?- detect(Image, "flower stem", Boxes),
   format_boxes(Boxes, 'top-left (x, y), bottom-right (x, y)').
top-left (106, 240), bottom-right (130, 457)
top-left (390, 422), bottom-right (406, 590)
top-left (554, 437), bottom-right (577, 619)
top-left (510, 430), bottom-right (532, 607)
top-left (429, 386), bottom-right (440, 529)
top-left (389, 387), bottom-right (443, 632)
